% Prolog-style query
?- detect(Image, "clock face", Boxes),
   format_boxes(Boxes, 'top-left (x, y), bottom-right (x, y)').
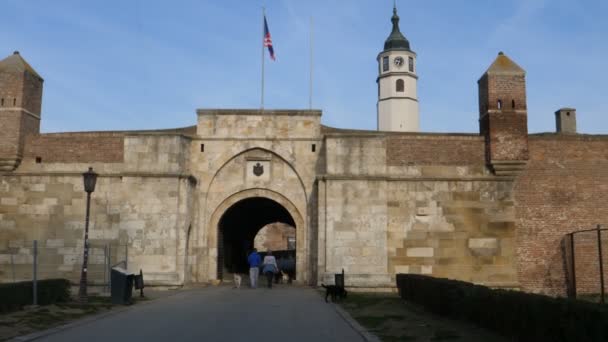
top-left (394, 56), bottom-right (404, 67)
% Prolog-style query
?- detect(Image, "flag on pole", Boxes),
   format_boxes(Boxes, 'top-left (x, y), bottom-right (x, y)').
top-left (263, 15), bottom-right (276, 61)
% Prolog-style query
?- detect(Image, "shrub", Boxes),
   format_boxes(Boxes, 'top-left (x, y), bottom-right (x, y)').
top-left (396, 274), bottom-right (608, 342)
top-left (0, 279), bottom-right (71, 313)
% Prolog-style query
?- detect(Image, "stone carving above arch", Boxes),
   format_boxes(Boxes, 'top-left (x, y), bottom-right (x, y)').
top-left (204, 148), bottom-right (308, 220)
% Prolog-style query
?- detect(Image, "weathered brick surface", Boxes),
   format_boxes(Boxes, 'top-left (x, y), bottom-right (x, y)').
top-left (478, 55), bottom-right (529, 164)
top-left (20, 71), bottom-right (43, 116)
top-left (0, 111), bottom-right (21, 156)
top-left (0, 68), bottom-right (25, 109)
top-left (568, 231), bottom-right (608, 296)
top-left (514, 135), bottom-right (608, 295)
top-left (480, 112), bottom-right (529, 161)
top-left (387, 135), bottom-right (485, 166)
top-left (478, 74), bottom-right (527, 116)
top-left (0, 56), bottom-right (42, 169)
top-left (254, 222), bottom-right (296, 251)
top-left (24, 133), bottom-right (124, 163)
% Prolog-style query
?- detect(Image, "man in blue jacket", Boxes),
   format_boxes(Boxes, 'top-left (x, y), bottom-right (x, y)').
top-left (247, 248), bottom-right (261, 288)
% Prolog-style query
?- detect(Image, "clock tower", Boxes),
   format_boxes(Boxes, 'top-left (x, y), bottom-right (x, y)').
top-left (377, 5), bottom-right (419, 132)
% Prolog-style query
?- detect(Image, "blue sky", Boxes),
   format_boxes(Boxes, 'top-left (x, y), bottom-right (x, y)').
top-left (1, 0), bottom-right (607, 134)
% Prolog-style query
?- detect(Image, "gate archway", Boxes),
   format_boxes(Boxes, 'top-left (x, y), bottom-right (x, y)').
top-left (217, 197), bottom-right (295, 279)
top-left (207, 188), bottom-right (307, 283)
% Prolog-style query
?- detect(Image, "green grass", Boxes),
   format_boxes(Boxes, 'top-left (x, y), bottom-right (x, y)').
top-left (336, 292), bottom-right (504, 342)
top-left (577, 294), bottom-right (607, 304)
top-left (431, 329), bottom-right (461, 341)
top-left (0, 295), bottom-right (122, 340)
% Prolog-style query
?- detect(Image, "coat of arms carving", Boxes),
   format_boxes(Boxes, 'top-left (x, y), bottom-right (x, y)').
top-left (253, 162), bottom-right (264, 176)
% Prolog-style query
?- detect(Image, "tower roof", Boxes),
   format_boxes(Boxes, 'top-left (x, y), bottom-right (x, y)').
top-left (383, 6), bottom-right (411, 52)
top-left (0, 51), bottom-right (43, 79)
top-left (484, 52), bottom-right (525, 76)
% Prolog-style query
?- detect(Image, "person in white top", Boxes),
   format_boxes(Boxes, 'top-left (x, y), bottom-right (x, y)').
top-left (262, 251), bottom-right (278, 289)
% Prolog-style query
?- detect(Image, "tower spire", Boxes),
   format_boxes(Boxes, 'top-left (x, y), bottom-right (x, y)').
top-left (383, 3), bottom-right (410, 51)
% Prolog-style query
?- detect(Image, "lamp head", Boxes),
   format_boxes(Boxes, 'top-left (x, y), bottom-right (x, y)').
top-left (83, 167), bottom-right (98, 193)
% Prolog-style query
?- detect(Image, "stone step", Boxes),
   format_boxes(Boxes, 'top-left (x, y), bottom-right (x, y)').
top-left (490, 160), bottom-right (527, 177)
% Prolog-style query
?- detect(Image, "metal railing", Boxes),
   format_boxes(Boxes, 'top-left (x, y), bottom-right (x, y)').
top-left (1, 240), bottom-right (128, 305)
top-left (563, 224), bottom-right (607, 304)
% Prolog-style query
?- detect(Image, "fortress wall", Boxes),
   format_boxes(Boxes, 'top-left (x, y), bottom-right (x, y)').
top-left (324, 136), bottom-right (386, 176)
top-left (386, 179), bottom-right (517, 287)
top-left (515, 135), bottom-right (608, 295)
top-left (387, 134), bottom-right (485, 166)
top-left (24, 133), bottom-right (124, 163)
top-left (124, 135), bottom-right (191, 174)
top-left (320, 173), bottom-right (518, 289)
top-left (197, 110), bottom-right (321, 139)
top-left (0, 173), bottom-right (192, 286)
top-left (321, 133), bottom-right (517, 289)
top-left (320, 179), bottom-right (390, 286)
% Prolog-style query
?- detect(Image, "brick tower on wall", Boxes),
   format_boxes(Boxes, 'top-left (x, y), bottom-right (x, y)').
top-left (478, 52), bottom-right (529, 176)
top-left (0, 51), bottom-right (43, 171)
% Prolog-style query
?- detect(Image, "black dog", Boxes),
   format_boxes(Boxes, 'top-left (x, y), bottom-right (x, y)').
top-left (321, 284), bottom-right (347, 302)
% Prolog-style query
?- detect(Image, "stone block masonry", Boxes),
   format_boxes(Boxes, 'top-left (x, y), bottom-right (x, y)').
top-left (2, 51), bottom-right (608, 297)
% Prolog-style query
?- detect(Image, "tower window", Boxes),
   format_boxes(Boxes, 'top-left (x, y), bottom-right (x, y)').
top-left (396, 79), bottom-right (404, 92)
top-left (497, 100), bottom-right (502, 110)
top-left (312, 144), bottom-right (316, 152)
top-left (200, 144), bottom-right (204, 152)
top-left (382, 56), bottom-right (389, 72)
top-left (1, 98), bottom-right (3, 106)
top-left (13, 98), bottom-right (16, 106)
top-left (408, 57), bottom-right (414, 72)
top-left (512, 100), bottom-right (515, 109)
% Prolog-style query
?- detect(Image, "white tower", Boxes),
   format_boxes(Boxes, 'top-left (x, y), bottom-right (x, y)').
top-left (377, 5), bottom-right (419, 132)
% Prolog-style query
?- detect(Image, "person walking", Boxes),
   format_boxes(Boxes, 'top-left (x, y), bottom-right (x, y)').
top-left (262, 251), bottom-right (278, 289)
top-left (247, 248), bottom-right (261, 288)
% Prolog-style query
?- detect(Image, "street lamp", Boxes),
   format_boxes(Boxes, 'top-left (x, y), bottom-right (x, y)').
top-left (78, 167), bottom-right (98, 302)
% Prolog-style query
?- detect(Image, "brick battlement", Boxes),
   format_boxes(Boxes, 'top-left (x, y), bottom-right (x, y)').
top-left (24, 133), bottom-right (124, 163)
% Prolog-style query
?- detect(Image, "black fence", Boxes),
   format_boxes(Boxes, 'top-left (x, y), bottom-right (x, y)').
top-left (563, 224), bottom-right (607, 304)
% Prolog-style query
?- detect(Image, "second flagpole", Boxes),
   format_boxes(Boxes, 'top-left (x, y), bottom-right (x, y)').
top-left (261, 7), bottom-right (265, 111)
top-left (260, 6), bottom-right (266, 111)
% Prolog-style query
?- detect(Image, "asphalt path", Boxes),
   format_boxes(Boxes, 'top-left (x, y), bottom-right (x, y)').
top-left (36, 286), bottom-right (365, 342)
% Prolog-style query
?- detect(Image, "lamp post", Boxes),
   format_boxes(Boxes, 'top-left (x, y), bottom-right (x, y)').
top-left (78, 167), bottom-right (98, 302)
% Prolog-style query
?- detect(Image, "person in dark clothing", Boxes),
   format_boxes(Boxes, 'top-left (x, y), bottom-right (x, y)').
top-left (262, 251), bottom-right (278, 288)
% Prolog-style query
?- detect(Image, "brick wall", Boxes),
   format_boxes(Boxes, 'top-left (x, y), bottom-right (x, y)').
top-left (387, 134), bottom-right (485, 166)
top-left (0, 110), bottom-right (21, 156)
top-left (24, 132), bottom-right (124, 163)
top-left (478, 66), bottom-right (528, 163)
top-left (481, 74), bottom-right (527, 114)
top-left (21, 71), bottom-right (43, 116)
top-left (515, 135), bottom-right (608, 295)
top-left (0, 70), bottom-right (23, 109)
top-left (481, 112), bottom-right (529, 161)
top-left (567, 230), bottom-right (608, 296)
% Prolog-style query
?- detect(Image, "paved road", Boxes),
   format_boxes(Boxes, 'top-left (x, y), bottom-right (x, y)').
top-left (38, 286), bottom-right (365, 342)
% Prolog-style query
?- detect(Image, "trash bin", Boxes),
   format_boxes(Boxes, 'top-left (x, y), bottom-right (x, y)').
top-left (133, 269), bottom-right (145, 298)
top-left (335, 269), bottom-right (345, 288)
top-left (111, 267), bottom-right (134, 305)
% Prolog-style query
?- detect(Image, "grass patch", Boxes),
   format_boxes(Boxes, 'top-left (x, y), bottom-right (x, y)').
top-left (0, 295), bottom-right (136, 341)
top-left (577, 294), bottom-right (607, 304)
top-left (431, 329), bottom-right (461, 341)
top-left (336, 292), bottom-right (506, 342)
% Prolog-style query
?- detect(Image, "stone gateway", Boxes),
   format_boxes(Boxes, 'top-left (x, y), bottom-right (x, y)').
top-left (1, 8), bottom-right (607, 295)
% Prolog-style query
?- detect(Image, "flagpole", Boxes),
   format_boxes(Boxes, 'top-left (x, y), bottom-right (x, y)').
top-left (261, 7), bottom-right (266, 111)
top-left (309, 16), bottom-right (313, 110)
